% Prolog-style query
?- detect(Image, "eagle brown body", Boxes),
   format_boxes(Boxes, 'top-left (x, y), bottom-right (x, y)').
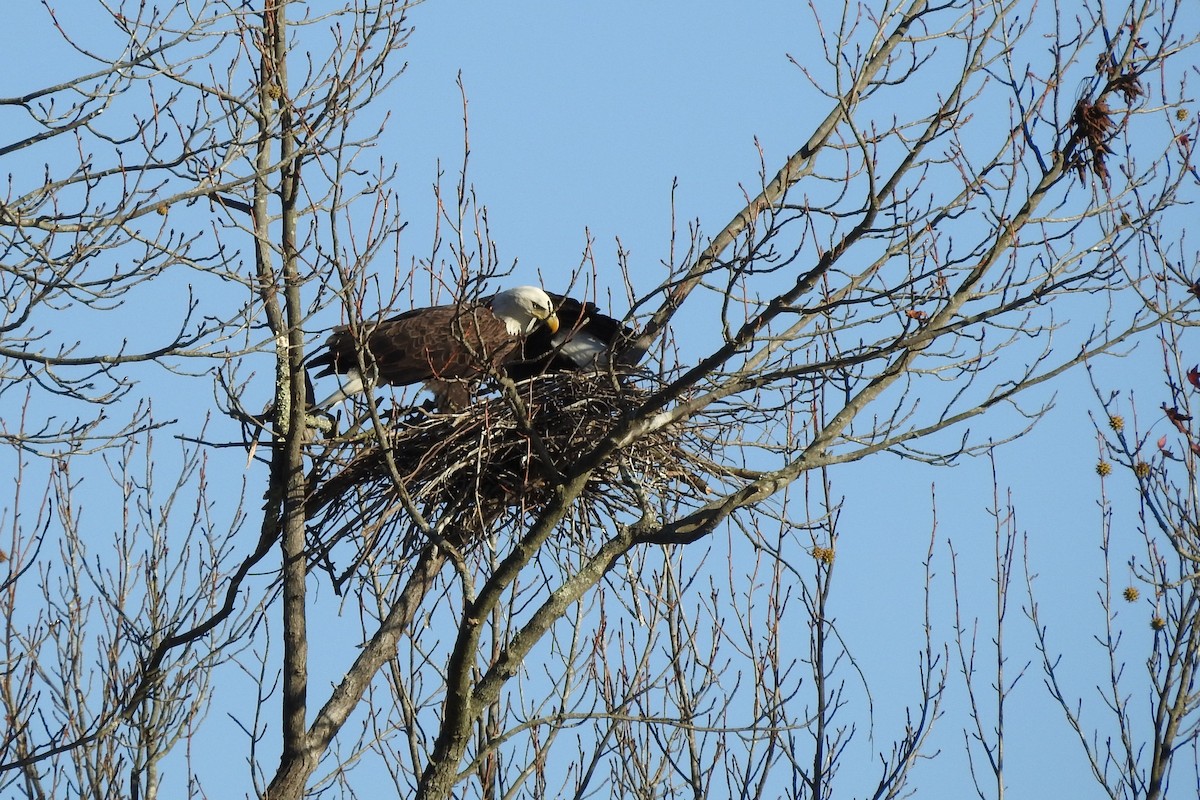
top-left (309, 286), bottom-right (562, 409)
top-left (309, 285), bottom-right (633, 411)
top-left (312, 302), bottom-right (520, 388)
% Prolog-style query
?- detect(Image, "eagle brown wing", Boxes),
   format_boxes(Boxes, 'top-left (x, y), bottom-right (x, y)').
top-left (310, 302), bottom-right (520, 387)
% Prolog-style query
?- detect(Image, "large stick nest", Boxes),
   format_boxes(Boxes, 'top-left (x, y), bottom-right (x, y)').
top-left (305, 371), bottom-right (716, 590)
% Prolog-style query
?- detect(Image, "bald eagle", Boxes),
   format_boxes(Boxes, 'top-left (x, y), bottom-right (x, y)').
top-left (310, 286), bottom-right (626, 410)
top-left (505, 292), bottom-right (629, 380)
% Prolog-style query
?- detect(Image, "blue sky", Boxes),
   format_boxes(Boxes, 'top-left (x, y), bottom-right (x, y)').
top-left (3, 1), bottom-right (1197, 797)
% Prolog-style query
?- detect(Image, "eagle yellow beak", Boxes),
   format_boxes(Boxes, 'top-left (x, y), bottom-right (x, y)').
top-left (542, 312), bottom-right (559, 334)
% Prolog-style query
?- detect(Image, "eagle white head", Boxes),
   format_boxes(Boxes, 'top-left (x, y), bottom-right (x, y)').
top-left (490, 286), bottom-right (560, 336)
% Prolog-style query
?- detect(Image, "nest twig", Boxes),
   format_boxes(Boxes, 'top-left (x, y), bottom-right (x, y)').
top-left (304, 372), bottom-right (714, 591)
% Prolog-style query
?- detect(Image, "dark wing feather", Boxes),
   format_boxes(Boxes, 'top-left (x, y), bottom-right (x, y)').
top-left (310, 302), bottom-right (519, 387)
top-left (506, 293), bottom-right (631, 380)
